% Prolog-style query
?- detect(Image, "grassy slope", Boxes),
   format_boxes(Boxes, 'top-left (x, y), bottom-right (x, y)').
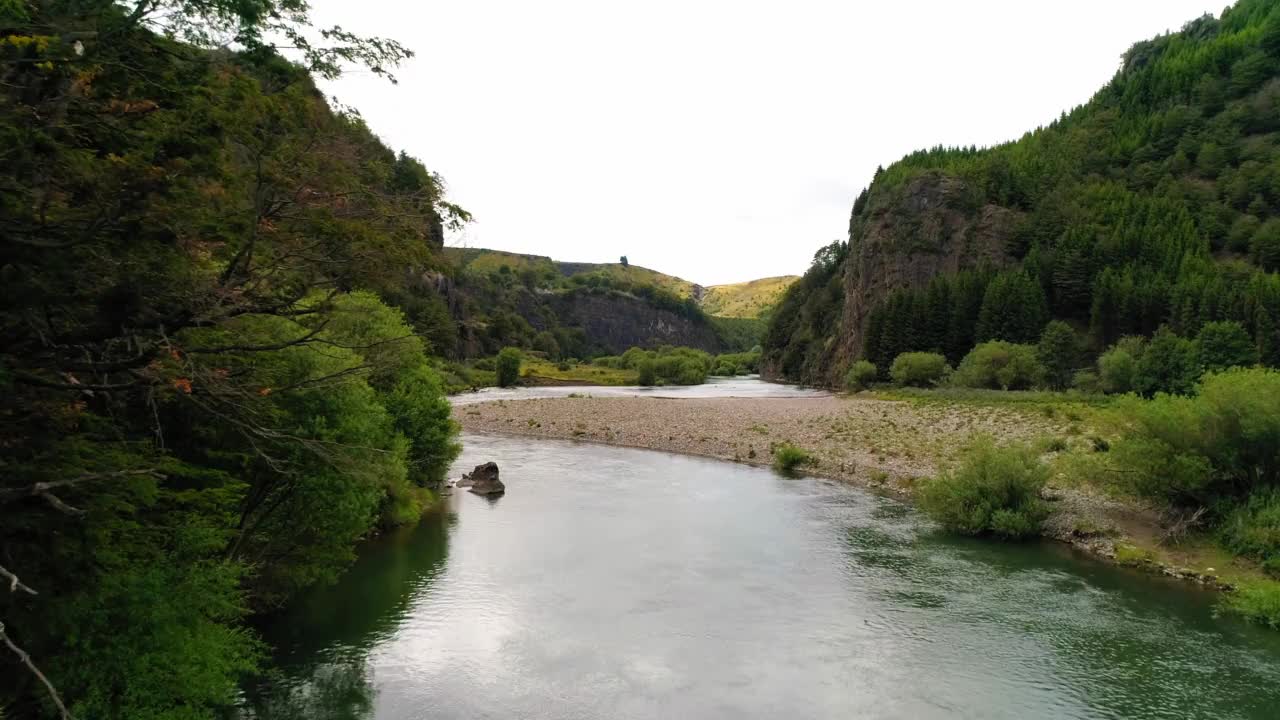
top-left (701, 275), bottom-right (799, 318)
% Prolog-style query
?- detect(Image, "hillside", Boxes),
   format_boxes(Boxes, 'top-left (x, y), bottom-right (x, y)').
top-left (701, 276), bottom-right (799, 318)
top-left (764, 0), bottom-right (1280, 385)
top-left (446, 248), bottom-right (700, 298)
top-left (427, 248), bottom-right (786, 356)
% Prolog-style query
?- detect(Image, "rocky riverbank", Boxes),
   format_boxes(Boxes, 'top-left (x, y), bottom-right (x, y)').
top-left (454, 394), bottom-right (1237, 592)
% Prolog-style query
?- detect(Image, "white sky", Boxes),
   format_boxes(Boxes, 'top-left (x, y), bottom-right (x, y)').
top-left (309, 1), bottom-right (1219, 286)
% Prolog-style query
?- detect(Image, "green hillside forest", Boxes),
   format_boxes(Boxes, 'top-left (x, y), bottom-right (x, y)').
top-left (765, 0), bottom-right (1280, 388)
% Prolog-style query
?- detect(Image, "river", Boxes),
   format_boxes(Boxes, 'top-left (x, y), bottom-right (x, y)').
top-left (448, 374), bottom-right (831, 405)
top-left (237, 431), bottom-right (1280, 719)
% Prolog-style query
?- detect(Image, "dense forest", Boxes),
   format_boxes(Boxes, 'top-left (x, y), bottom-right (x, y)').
top-left (0, 1), bottom-right (470, 717)
top-left (764, 0), bottom-right (1280, 389)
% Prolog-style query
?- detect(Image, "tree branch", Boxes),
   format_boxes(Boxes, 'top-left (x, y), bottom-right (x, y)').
top-left (0, 621), bottom-right (73, 720)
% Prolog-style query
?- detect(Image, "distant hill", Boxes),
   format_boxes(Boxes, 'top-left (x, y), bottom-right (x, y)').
top-left (446, 248), bottom-right (795, 318)
top-left (701, 276), bottom-right (799, 318)
top-left (446, 248), bottom-right (700, 299)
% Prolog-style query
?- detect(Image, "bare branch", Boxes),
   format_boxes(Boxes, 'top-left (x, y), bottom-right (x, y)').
top-left (0, 564), bottom-right (38, 595)
top-left (0, 621), bottom-right (74, 720)
top-left (0, 469), bottom-right (164, 514)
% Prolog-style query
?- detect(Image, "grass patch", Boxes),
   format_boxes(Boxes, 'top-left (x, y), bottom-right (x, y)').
top-left (1223, 578), bottom-right (1280, 629)
top-left (522, 358), bottom-right (637, 385)
top-left (772, 443), bottom-right (815, 475)
top-left (1115, 543), bottom-right (1156, 566)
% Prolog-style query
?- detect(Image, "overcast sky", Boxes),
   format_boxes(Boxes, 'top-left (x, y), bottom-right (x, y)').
top-left (309, 1), bottom-right (1218, 286)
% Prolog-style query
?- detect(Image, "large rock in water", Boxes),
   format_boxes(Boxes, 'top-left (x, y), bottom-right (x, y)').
top-left (461, 462), bottom-right (504, 495)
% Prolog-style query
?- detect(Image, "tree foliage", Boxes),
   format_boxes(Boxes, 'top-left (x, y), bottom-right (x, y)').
top-left (0, 3), bottom-right (463, 716)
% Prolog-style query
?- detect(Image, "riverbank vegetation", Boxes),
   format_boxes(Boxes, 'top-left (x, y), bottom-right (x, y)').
top-left (441, 346), bottom-right (765, 390)
top-left (912, 367), bottom-right (1280, 627)
top-left (0, 2), bottom-right (463, 716)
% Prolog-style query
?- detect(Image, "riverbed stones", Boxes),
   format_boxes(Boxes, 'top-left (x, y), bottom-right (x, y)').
top-left (461, 461), bottom-right (504, 495)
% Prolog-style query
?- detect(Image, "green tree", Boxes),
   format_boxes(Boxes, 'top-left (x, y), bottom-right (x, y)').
top-left (976, 271), bottom-right (1050, 344)
top-left (1196, 320), bottom-right (1259, 374)
top-left (1037, 321), bottom-right (1083, 390)
top-left (1134, 328), bottom-right (1202, 396)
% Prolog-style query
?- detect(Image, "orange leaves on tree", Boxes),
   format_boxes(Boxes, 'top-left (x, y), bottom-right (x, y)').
top-left (173, 378), bottom-right (193, 394)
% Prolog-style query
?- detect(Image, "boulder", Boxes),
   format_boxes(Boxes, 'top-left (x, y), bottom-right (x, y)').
top-left (461, 462), bottom-right (504, 495)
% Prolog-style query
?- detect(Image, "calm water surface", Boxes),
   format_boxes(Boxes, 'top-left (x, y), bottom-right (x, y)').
top-left (239, 434), bottom-right (1280, 720)
top-left (448, 375), bottom-right (830, 405)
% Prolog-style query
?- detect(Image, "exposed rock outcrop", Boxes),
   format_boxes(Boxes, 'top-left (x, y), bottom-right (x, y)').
top-left (829, 172), bottom-right (1019, 383)
top-left (460, 462), bottom-right (505, 495)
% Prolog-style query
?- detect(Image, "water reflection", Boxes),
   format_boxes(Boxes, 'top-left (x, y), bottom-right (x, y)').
top-left (235, 512), bottom-right (452, 719)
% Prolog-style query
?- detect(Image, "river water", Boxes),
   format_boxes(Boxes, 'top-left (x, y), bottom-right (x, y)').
top-left (238, 433), bottom-right (1280, 719)
top-left (448, 374), bottom-right (830, 406)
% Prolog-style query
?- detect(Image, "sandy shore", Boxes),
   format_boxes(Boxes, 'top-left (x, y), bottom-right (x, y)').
top-left (453, 394), bottom-right (1235, 590)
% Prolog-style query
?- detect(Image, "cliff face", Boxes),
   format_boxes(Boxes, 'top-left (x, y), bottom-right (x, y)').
top-left (830, 172), bottom-right (1018, 382)
top-left (545, 290), bottom-right (724, 355)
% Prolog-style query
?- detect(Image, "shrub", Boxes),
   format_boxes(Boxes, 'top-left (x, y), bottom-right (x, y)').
top-left (1072, 370), bottom-right (1101, 393)
top-left (1098, 347), bottom-right (1138, 394)
top-left (918, 438), bottom-right (1051, 539)
top-left (637, 359), bottom-right (657, 386)
top-left (1109, 368), bottom-right (1280, 509)
top-left (845, 360), bottom-right (878, 391)
top-left (773, 443), bottom-right (814, 475)
top-left (495, 347), bottom-right (522, 387)
top-left (952, 342), bottom-right (1045, 390)
top-left (1196, 320), bottom-right (1259, 374)
top-left (1037, 321), bottom-right (1083, 390)
top-left (556, 361), bottom-right (571, 371)
top-left (1133, 327), bottom-right (1201, 397)
top-left (1220, 491), bottom-right (1280, 577)
top-left (472, 357), bottom-right (497, 371)
top-left (889, 352), bottom-right (951, 387)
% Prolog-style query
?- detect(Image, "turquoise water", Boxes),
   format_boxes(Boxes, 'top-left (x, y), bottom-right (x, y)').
top-left (238, 433), bottom-right (1280, 719)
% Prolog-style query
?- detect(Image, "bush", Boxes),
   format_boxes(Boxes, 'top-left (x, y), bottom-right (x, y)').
top-left (1037, 321), bottom-right (1083, 390)
top-left (773, 443), bottom-right (814, 475)
top-left (1220, 491), bottom-right (1280, 577)
top-left (1109, 368), bottom-right (1280, 509)
top-left (845, 360), bottom-right (878, 391)
top-left (496, 347), bottom-right (522, 387)
top-left (1072, 370), bottom-right (1101, 393)
top-left (1196, 320), bottom-right (1259, 374)
top-left (472, 357), bottom-right (497, 371)
top-left (1133, 327), bottom-right (1201, 397)
top-left (637, 359), bottom-right (657, 386)
top-left (918, 438), bottom-right (1051, 539)
top-left (952, 341), bottom-right (1045, 390)
top-left (1098, 347), bottom-right (1138, 394)
top-left (889, 352), bottom-right (951, 387)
